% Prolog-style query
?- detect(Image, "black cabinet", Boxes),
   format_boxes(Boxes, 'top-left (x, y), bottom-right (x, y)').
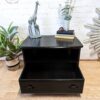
top-left (19, 35), bottom-right (84, 94)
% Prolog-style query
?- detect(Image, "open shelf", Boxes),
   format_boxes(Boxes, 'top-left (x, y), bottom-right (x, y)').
top-left (20, 63), bottom-right (83, 80)
top-left (23, 48), bottom-right (80, 63)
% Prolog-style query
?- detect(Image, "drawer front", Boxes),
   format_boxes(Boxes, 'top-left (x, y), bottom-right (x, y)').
top-left (19, 80), bottom-right (84, 93)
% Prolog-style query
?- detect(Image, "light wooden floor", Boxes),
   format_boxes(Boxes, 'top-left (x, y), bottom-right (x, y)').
top-left (0, 61), bottom-right (100, 100)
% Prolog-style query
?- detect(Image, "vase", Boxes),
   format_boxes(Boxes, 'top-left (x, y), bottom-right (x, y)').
top-left (5, 57), bottom-right (20, 71)
top-left (64, 20), bottom-right (70, 31)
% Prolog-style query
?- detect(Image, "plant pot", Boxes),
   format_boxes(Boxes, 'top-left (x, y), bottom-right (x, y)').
top-left (5, 57), bottom-right (20, 71)
top-left (64, 20), bottom-right (70, 31)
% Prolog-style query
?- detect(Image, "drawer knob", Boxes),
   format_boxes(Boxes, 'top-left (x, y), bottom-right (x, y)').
top-left (27, 85), bottom-right (34, 89)
top-left (69, 84), bottom-right (78, 89)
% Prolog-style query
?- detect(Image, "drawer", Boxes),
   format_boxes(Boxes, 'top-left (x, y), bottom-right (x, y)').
top-left (19, 63), bottom-right (84, 94)
top-left (19, 80), bottom-right (84, 93)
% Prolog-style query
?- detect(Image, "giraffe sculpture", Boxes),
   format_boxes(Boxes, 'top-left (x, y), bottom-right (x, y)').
top-left (28, 1), bottom-right (41, 38)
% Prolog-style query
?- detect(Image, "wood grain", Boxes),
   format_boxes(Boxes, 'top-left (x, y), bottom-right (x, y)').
top-left (0, 61), bottom-right (100, 100)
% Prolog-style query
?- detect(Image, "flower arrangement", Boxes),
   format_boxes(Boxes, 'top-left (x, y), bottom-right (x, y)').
top-left (60, 0), bottom-right (75, 30)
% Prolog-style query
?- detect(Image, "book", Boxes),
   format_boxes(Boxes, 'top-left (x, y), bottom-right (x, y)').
top-left (55, 34), bottom-right (75, 40)
top-left (57, 29), bottom-right (74, 35)
top-left (55, 27), bottom-right (75, 40)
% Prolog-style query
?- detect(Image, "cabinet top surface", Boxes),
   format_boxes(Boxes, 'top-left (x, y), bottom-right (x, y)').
top-left (21, 35), bottom-right (83, 48)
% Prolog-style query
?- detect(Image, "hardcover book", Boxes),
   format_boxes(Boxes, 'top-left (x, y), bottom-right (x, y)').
top-left (55, 27), bottom-right (75, 40)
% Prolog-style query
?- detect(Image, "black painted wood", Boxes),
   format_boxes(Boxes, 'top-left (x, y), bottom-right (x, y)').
top-left (21, 36), bottom-right (83, 48)
top-left (19, 35), bottom-right (84, 94)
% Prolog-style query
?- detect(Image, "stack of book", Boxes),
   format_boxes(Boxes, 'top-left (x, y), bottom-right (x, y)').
top-left (55, 27), bottom-right (75, 40)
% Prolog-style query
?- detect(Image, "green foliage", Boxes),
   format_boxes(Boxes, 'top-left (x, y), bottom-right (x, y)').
top-left (0, 23), bottom-right (22, 60)
top-left (61, 0), bottom-right (74, 20)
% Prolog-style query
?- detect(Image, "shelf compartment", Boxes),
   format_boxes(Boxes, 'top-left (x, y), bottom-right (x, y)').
top-left (22, 48), bottom-right (80, 63)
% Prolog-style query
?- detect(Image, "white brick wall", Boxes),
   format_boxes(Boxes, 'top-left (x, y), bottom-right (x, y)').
top-left (0, 0), bottom-right (100, 60)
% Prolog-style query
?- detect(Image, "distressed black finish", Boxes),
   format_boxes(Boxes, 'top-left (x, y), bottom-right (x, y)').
top-left (19, 35), bottom-right (84, 94)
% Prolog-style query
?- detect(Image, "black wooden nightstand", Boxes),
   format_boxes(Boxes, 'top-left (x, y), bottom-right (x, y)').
top-left (19, 35), bottom-right (84, 94)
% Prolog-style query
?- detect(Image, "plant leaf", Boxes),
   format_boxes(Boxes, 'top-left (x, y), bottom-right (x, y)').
top-left (8, 32), bottom-right (18, 40)
top-left (8, 22), bottom-right (13, 33)
top-left (8, 26), bottom-right (18, 34)
top-left (7, 40), bottom-right (16, 52)
top-left (14, 37), bottom-right (21, 53)
top-left (0, 25), bottom-right (8, 35)
top-left (0, 48), bottom-right (6, 57)
top-left (0, 34), bottom-right (7, 48)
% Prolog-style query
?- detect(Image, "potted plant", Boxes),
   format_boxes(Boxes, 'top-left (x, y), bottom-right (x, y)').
top-left (0, 23), bottom-right (22, 71)
top-left (61, 0), bottom-right (75, 31)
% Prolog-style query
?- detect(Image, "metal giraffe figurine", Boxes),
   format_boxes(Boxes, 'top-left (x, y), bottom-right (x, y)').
top-left (28, 1), bottom-right (41, 38)
top-left (84, 8), bottom-right (100, 60)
